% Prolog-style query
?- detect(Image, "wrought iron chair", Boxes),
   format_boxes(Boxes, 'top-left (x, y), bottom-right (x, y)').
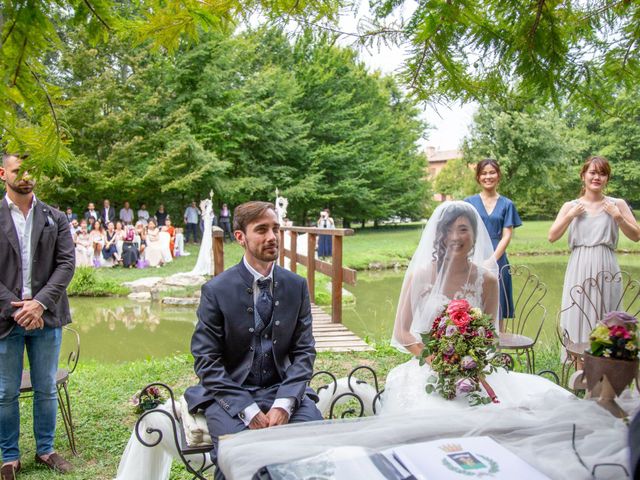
top-left (497, 264), bottom-right (547, 373)
top-left (19, 325), bottom-right (80, 455)
top-left (558, 270), bottom-right (640, 387)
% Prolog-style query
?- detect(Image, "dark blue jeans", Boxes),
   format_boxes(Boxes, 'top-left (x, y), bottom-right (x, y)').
top-left (185, 223), bottom-right (199, 243)
top-left (0, 326), bottom-right (62, 461)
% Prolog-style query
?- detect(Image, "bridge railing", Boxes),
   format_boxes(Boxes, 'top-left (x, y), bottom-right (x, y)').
top-left (279, 226), bottom-right (356, 324)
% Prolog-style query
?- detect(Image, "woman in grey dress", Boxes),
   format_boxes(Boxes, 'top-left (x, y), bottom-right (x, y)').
top-left (549, 156), bottom-right (639, 348)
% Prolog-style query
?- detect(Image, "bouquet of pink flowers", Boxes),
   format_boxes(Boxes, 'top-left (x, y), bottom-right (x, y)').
top-left (420, 299), bottom-right (504, 405)
top-left (588, 311), bottom-right (638, 360)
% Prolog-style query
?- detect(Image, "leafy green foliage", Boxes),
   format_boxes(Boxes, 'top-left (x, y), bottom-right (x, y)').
top-left (463, 101), bottom-right (584, 218)
top-left (40, 27), bottom-right (429, 224)
top-left (433, 157), bottom-right (476, 200)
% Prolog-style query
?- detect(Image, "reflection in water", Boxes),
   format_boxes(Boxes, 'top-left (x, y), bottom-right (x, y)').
top-left (97, 304), bottom-right (160, 333)
top-left (68, 297), bottom-right (196, 363)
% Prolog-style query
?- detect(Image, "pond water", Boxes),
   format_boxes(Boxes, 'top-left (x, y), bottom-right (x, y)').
top-left (68, 254), bottom-right (640, 363)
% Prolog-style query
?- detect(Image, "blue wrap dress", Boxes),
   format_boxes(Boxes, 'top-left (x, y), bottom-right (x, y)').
top-left (465, 195), bottom-right (522, 319)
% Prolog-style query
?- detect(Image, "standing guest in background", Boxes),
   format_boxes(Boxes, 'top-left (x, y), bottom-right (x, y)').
top-left (64, 207), bottom-right (77, 223)
top-left (137, 203), bottom-right (150, 226)
top-left (86, 216), bottom-right (96, 232)
top-left (155, 204), bottom-right (168, 227)
top-left (465, 159), bottom-right (522, 321)
top-left (184, 201), bottom-right (201, 244)
top-left (317, 209), bottom-right (334, 259)
top-left (84, 202), bottom-right (98, 222)
top-left (100, 199), bottom-right (115, 225)
top-left (0, 152), bottom-right (76, 477)
top-left (119, 201), bottom-right (134, 226)
top-left (549, 156), bottom-right (640, 351)
top-left (219, 203), bottom-right (233, 243)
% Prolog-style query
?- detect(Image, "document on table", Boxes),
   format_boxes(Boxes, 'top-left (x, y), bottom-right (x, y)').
top-left (256, 436), bottom-right (549, 480)
top-left (384, 436), bottom-right (550, 480)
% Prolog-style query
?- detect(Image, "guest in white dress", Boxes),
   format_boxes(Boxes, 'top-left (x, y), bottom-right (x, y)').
top-left (73, 220), bottom-right (93, 267)
top-left (144, 219), bottom-right (164, 268)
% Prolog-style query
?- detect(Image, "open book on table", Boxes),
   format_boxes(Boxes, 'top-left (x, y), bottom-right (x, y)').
top-left (254, 436), bottom-right (551, 480)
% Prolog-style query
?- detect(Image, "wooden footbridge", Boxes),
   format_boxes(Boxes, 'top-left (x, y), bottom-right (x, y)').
top-left (212, 227), bottom-right (372, 352)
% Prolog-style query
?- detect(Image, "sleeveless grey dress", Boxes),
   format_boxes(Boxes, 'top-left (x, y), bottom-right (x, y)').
top-left (560, 201), bottom-right (621, 346)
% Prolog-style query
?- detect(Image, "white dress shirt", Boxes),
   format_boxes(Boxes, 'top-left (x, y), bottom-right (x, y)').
top-left (6, 194), bottom-right (36, 299)
top-left (240, 256), bottom-right (295, 425)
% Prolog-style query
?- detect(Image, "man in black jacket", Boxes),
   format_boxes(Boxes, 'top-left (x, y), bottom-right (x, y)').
top-left (185, 201), bottom-right (322, 477)
top-left (0, 153), bottom-right (75, 478)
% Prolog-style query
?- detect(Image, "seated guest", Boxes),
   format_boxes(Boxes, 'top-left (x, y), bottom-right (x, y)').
top-left (114, 221), bottom-right (126, 257)
top-left (174, 227), bottom-right (187, 256)
top-left (122, 225), bottom-right (139, 268)
top-left (74, 220), bottom-right (93, 267)
top-left (184, 201), bottom-right (323, 475)
top-left (161, 217), bottom-right (176, 258)
top-left (69, 218), bottom-right (80, 237)
top-left (87, 216), bottom-right (96, 232)
top-left (134, 221), bottom-right (147, 255)
top-left (144, 219), bottom-right (164, 268)
top-left (102, 221), bottom-right (120, 265)
top-left (89, 220), bottom-right (105, 264)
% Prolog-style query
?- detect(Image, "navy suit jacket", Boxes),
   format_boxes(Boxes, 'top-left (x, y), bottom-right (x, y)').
top-left (0, 198), bottom-right (75, 338)
top-left (185, 261), bottom-right (318, 418)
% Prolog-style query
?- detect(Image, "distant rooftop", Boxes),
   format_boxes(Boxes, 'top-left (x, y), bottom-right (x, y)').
top-left (424, 146), bottom-right (462, 163)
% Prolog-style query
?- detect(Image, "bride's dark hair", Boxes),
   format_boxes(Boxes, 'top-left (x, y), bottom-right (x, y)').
top-left (432, 204), bottom-right (478, 271)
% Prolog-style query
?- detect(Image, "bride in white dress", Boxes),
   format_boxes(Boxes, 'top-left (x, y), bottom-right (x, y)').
top-left (216, 202), bottom-right (631, 479)
top-left (384, 201), bottom-right (540, 412)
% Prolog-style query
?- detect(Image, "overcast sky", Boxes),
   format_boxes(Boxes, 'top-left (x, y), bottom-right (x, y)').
top-left (335, 2), bottom-right (477, 151)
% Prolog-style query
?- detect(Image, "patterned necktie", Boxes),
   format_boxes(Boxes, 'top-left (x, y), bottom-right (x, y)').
top-left (256, 278), bottom-right (273, 324)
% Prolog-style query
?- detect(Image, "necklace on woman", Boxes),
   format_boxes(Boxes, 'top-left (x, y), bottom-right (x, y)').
top-left (480, 192), bottom-right (499, 215)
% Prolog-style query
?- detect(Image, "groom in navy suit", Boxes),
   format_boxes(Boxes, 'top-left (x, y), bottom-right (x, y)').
top-left (185, 201), bottom-right (322, 476)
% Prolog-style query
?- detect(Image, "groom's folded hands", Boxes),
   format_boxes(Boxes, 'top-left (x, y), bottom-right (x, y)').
top-left (266, 407), bottom-right (289, 427)
top-left (248, 411), bottom-right (269, 430)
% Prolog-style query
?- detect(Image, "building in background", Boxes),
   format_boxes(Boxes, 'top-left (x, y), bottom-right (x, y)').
top-left (425, 146), bottom-right (463, 201)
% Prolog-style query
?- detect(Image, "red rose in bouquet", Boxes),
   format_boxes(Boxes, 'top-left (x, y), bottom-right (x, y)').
top-left (446, 299), bottom-right (472, 330)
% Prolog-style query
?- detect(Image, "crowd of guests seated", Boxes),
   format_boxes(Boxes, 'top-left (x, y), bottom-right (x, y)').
top-left (66, 200), bottom-right (190, 269)
top-left (65, 198), bottom-right (235, 269)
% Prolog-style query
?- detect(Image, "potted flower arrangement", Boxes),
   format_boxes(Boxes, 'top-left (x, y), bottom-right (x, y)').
top-left (420, 299), bottom-right (505, 406)
top-left (584, 311), bottom-right (639, 401)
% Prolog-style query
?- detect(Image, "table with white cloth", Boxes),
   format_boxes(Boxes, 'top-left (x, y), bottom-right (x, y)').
top-left (218, 378), bottom-right (635, 480)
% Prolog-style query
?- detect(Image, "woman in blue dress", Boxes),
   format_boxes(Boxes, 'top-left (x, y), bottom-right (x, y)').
top-left (465, 159), bottom-right (522, 320)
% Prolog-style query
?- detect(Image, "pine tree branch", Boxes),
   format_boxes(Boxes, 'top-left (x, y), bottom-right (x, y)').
top-left (11, 37), bottom-right (27, 87)
top-left (2, 18), bottom-right (17, 44)
top-left (27, 62), bottom-right (61, 135)
top-left (529, 0), bottom-right (546, 43)
top-left (83, 0), bottom-right (111, 30)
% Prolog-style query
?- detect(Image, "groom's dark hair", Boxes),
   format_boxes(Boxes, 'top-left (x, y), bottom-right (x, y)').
top-left (233, 201), bottom-right (276, 233)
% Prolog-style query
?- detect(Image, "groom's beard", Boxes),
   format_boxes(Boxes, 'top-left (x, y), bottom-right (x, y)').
top-left (249, 241), bottom-right (279, 262)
